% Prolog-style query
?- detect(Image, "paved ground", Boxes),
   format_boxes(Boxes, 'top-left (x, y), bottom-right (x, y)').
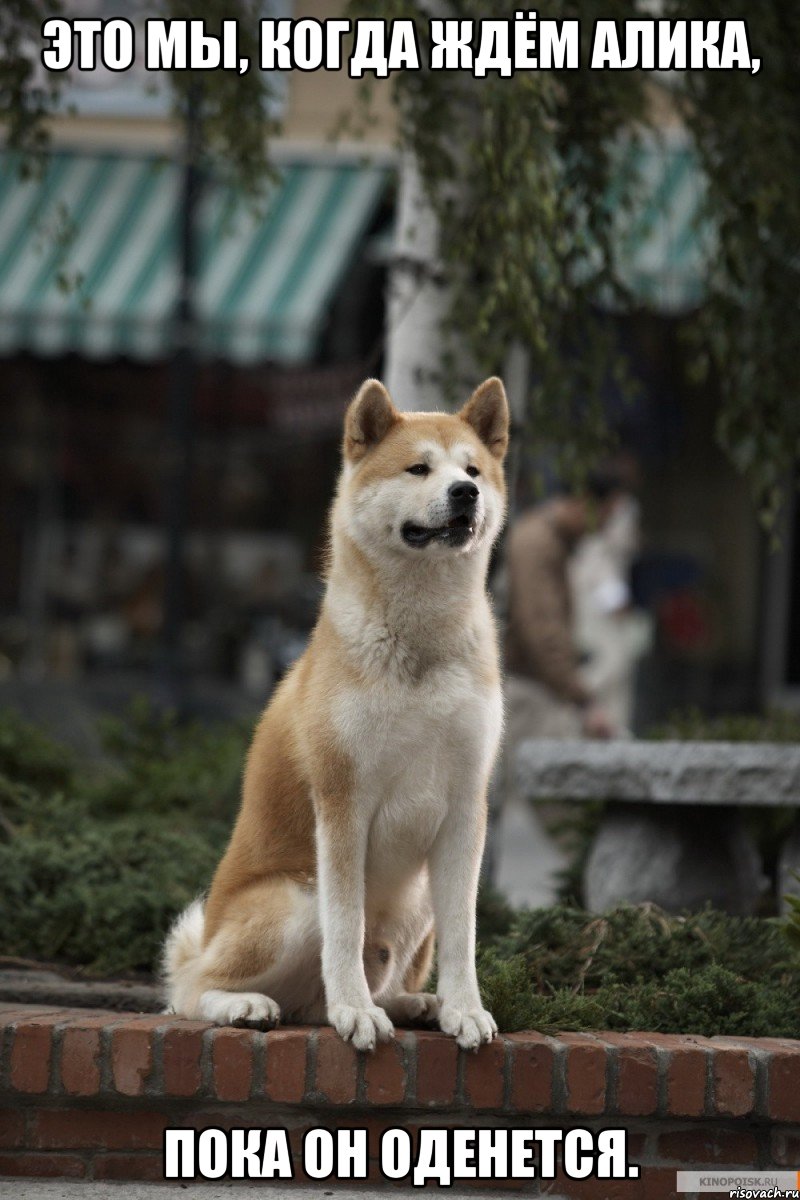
top-left (2, 1183), bottom-right (562, 1199)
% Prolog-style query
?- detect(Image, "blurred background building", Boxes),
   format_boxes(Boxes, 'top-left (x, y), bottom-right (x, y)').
top-left (0, 1), bottom-right (795, 729)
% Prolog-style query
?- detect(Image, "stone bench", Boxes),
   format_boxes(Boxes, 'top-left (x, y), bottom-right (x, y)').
top-left (516, 740), bottom-right (800, 914)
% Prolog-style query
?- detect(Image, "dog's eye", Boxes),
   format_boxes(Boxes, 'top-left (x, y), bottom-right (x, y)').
top-left (466, 465), bottom-right (480, 478)
top-left (406, 463), bottom-right (430, 476)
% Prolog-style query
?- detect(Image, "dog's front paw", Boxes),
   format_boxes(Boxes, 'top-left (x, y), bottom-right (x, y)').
top-left (438, 1002), bottom-right (497, 1050)
top-left (384, 992), bottom-right (440, 1025)
top-left (199, 989), bottom-right (281, 1029)
top-left (329, 1003), bottom-right (394, 1051)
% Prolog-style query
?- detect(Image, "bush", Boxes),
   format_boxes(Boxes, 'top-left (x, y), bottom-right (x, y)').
top-left (0, 813), bottom-right (225, 974)
top-left (475, 897), bottom-right (800, 1037)
top-left (649, 707), bottom-right (800, 743)
top-left (2, 706), bottom-right (800, 1037)
top-left (90, 697), bottom-right (248, 819)
top-left (0, 708), bottom-right (74, 791)
top-left (0, 701), bottom-right (247, 974)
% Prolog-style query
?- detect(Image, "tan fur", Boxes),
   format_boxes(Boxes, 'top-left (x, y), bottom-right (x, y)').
top-left (404, 928), bottom-right (436, 994)
top-left (163, 377), bottom-right (509, 1050)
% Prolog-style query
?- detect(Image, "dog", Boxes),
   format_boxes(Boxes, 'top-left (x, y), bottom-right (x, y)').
top-left (163, 376), bottom-right (509, 1051)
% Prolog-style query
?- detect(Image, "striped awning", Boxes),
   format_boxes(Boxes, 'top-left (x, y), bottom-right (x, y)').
top-left (0, 151), bottom-right (389, 364)
top-left (610, 133), bottom-right (711, 313)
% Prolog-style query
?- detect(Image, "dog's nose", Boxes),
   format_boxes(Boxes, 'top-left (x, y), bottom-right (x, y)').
top-left (448, 480), bottom-right (479, 508)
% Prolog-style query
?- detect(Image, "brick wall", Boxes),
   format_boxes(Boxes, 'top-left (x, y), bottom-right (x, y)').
top-left (1, 1004), bottom-right (799, 1196)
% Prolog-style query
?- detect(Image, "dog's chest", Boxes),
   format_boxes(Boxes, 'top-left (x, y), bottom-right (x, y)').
top-left (332, 661), bottom-right (501, 877)
top-left (335, 659), bottom-right (495, 776)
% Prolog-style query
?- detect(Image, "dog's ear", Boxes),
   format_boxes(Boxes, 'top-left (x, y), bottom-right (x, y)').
top-left (459, 377), bottom-right (509, 460)
top-left (344, 379), bottom-right (400, 462)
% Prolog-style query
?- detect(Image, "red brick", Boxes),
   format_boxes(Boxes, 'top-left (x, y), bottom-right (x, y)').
top-left (333, 1114), bottom-right (397, 1155)
top-left (770, 1129), bottom-right (800, 1166)
top-left (264, 1029), bottom-right (308, 1103)
top-left (62, 1013), bottom-right (121, 1032)
top-left (0, 1152), bottom-right (86, 1178)
top-left (171, 1111), bottom-right (264, 1137)
top-left (712, 1035), bottom-right (780, 1052)
top-left (363, 1035), bottom-right (407, 1105)
top-left (0, 1107), bottom-right (25, 1148)
top-left (52, 1008), bottom-right (119, 1024)
top-left (60, 1026), bottom-right (102, 1097)
top-left (10, 1016), bottom-right (63, 1093)
top-left (30, 1108), bottom-right (169, 1151)
top-left (314, 1029), bottom-right (358, 1104)
top-left (464, 1036), bottom-right (506, 1110)
top-left (544, 1170), bottom-right (644, 1200)
top-left (541, 1130), bottom-right (647, 1199)
top-left (93, 1153), bottom-right (164, 1181)
top-left (658, 1040), bottom-right (708, 1118)
top-left (111, 1025), bottom-right (155, 1097)
top-left (627, 1132), bottom-right (648, 1160)
top-left (211, 1027), bottom-right (254, 1102)
top-left (287, 1122), bottom-right (318, 1156)
top-left (641, 1166), bottom-right (681, 1200)
top-left (743, 1037), bottom-right (800, 1053)
top-left (602, 1034), bottom-right (658, 1116)
top-left (508, 1033), bottom-right (555, 1113)
top-left (162, 1022), bottom-right (207, 1097)
top-left (415, 1032), bottom-right (458, 1106)
top-left (562, 1033), bottom-right (607, 1115)
top-left (769, 1047), bottom-right (800, 1122)
top-left (475, 1180), bottom-right (526, 1193)
top-left (0, 1006), bottom-right (63, 1024)
top-left (657, 1128), bottom-right (758, 1166)
top-left (294, 1157), bottom-right (402, 1188)
top-left (712, 1047), bottom-right (755, 1117)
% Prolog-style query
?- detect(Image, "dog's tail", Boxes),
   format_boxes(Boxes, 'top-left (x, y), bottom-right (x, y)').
top-left (161, 898), bottom-right (206, 1014)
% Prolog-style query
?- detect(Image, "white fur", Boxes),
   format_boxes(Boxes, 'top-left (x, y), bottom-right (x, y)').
top-left (315, 430), bottom-right (504, 1048)
top-left (199, 990), bottom-right (280, 1027)
top-left (163, 397), bottom-right (506, 1051)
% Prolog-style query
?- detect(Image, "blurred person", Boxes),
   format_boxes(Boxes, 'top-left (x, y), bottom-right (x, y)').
top-left (504, 468), bottom-right (627, 743)
top-left (489, 468), bottom-right (628, 908)
top-left (570, 490), bottom-right (653, 733)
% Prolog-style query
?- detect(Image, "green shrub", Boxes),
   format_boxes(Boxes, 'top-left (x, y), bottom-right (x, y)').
top-left (0, 707), bottom-right (74, 791)
top-left (0, 812), bottom-right (226, 974)
top-left (648, 706), bottom-right (800, 743)
top-left (90, 697), bottom-right (248, 819)
top-left (475, 902), bottom-right (800, 1037)
top-left (478, 959), bottom-right (799, 1040)
top-left (0, 701), bottom-right (245, 975)
top-left (494, 903), bottom-right (794, 989)
top-left (2, 705), bottom-right (800, 1038)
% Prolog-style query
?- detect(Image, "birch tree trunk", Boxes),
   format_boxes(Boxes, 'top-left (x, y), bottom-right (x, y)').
top-left (383, 150), bottom-right (452, 412)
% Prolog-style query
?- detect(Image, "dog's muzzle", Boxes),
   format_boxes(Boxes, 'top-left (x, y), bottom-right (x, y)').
top-left (401, 482), bottom-right (480, 548)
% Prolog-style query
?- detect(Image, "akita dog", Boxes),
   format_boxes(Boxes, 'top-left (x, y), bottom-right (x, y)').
top-left (163, 376), bottom-right (509, 1051)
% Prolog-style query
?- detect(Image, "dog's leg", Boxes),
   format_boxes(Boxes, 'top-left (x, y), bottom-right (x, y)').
top-left (428, 794), bottom-right (497, 1050)
top-left (382, 928), bottom-right (439, 1025)
top-left (166, 877), bottom-right (319, 1027)
top-left (316, 808), bottom-right (394, 1051)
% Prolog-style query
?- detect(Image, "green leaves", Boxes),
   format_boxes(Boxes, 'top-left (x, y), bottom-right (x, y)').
top-left (784, 874), bottom-right (800, 953)
top-left (0, 702), bottom-right (247, 975)
top-left (3, 704), bottom-right (800, 1032)
top-left (476, 896), bottom-right (800, 1036)
top-left (348, 0), bottom-right (799, 514)
top-left (350, 0), bottom-right (647, 473)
